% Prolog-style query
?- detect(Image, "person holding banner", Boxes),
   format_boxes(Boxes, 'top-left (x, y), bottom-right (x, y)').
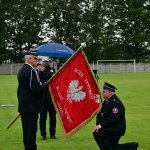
top-left (39, 61), bottom-right (57, 140)
top-left (17, 54), bottom-right (48, 150)
top-left (93, 82), bottom-right (138, 150)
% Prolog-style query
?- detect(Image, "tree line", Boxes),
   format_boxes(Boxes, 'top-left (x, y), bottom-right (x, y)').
top-left (0, 0), bottom-right (150, 63)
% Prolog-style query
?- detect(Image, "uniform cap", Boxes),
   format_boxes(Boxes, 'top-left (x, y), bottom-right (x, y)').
top-left (24, 51), bottom-right (37, 59)
top-left (103, 82), bottom-right (117, 92)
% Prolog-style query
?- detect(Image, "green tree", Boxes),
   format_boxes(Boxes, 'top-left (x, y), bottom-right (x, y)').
top-left (45, 0), bottom-right (103, 61)
top-left (3, 0), bottom-right (50, 63)
top-left (99, 0), bottom-right (150, 61)
top-left (0, 0), bottom-right (9, 63)
top-left (45, 0), bottom-right (85, 50)
top-left (1, 0), bottom-right (149, 63)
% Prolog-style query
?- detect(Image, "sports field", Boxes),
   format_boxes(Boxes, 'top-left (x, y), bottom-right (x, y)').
top-left (0, 73), bottom-right (150, 150)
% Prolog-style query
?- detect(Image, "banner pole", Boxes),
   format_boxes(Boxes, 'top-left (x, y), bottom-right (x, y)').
top-left (6, 113), bottom-right (20, 129)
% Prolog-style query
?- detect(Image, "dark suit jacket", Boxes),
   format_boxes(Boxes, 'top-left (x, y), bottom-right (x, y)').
top-left (17, 64), bottom-right (47, 113)
top-left (96, 94), bottom-right (126, 136)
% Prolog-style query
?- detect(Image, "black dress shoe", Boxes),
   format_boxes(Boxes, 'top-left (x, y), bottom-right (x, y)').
top-left (50, 135), bottom-right (57, 139)
top-left (41, 135), bottom-right (46, 140)
top-left (132, 142), bottom-right (139, 150)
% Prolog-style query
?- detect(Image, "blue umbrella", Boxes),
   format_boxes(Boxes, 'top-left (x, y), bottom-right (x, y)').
top-left (33, 43), bottom-right (74, 58)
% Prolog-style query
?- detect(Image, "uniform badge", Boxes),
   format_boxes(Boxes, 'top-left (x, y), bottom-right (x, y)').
top-left (112, 108), bottom-right (118, 114)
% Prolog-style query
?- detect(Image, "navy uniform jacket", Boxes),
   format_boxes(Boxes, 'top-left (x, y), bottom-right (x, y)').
top-left (17, 64), bottom-right (47, 113)
top-left (96, 94), bottom-right (126, 136)
top-left (42, 67), bottom-right (55, 105)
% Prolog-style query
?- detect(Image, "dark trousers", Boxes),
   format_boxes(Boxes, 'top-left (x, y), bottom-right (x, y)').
top-left (93, 129), bottom-right (121, 150)
top-left (20, 112), bottom-right (38, 150)
top-left (118, 143), bottom-right (139, 150)
top-left (39, 104), bottom-right (56, 136)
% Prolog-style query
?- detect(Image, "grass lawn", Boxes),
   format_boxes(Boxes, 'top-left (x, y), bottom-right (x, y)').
top-left (0, 72), bottom-right (150, 150)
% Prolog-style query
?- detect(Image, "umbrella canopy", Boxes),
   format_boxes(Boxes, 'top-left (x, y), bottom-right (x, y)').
top-left (33, 43), bottom-right (74, 58)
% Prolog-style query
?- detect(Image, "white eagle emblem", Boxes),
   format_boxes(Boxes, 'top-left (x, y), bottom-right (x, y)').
top-left (67, 80), bottom-right (86, 103)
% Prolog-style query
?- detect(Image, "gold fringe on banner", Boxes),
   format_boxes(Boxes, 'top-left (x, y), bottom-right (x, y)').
top-left (48, 47), bottom-right (102, 140)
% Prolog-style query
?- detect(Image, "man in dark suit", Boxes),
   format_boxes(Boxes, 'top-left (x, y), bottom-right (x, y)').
top-left (17, 54), bottom-right (48, 150)
top-left (39, 61), bottom-right (57, 140)
top-left (93, 82), bottom-right (138, 150)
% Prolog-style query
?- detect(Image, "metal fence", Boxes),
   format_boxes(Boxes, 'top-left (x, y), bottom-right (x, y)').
top-left (0, 63), bottom-right (150, 75)
top-left (92, 63), bottom-right (150, 73)
top-left (0, 64), bottom-right (22, 75)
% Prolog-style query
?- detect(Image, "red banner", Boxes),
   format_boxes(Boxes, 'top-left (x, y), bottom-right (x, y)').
top-left (49, 50), bottom-right (101, 138)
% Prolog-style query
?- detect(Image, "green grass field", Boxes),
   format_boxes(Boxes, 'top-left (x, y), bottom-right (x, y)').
top-left (0, 73), bottom-right (150, 150)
